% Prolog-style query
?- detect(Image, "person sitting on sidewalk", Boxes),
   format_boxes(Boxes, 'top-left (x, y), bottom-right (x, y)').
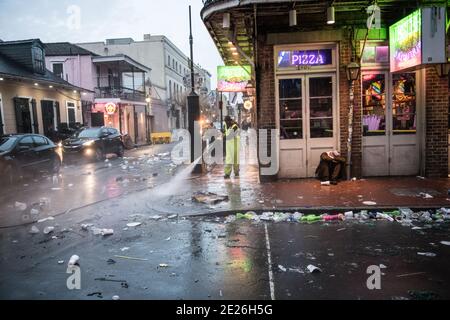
top-left (315, 150), bottom-right (346, 185)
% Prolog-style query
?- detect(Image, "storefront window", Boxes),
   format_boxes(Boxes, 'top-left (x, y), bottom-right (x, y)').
top-left (279, 79), bottom-right (302, 139)
top-left (362, 73), bottom-right (386, 136)
top-left (309, 77), bottom-right (333, 138)
top-left (392, 73), bottom-right (416, 135)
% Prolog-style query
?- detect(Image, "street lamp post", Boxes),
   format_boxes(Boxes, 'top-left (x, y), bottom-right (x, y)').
top-left (187, 5), bottom-right (202, 174)
top-left (346, 61), bottom-right (360, 180)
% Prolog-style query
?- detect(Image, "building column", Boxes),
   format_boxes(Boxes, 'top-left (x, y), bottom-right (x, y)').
top-left (425, 66), bottom-right (449, 177)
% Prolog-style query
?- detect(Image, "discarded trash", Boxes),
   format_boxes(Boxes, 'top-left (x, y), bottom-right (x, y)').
top-left (68, 255), bottom-right (80, 267)
top-left (192, 192), bottom-right (229, 205)
top-left (408, 290), bottom-right (439, 300)
top-left (30, 208), bottom-right (40, 216)
top-left (165, 237), bottom-right (171, 241)
top-left (322, 214), bottom-right (343, 222)
top-left (159, 264), bottom-right (169, 268)
top-left (29, 226), bottom-right (40, 234)
top-left (120, 247), bottom-right (130, 252)
top-left (307, 265), bottom-right (322, 273)
top-left (419, 192), bottom-right (433, 199)
top-left (299, 215), bottom-right (322, 223)
top-left (81, 224), bottom-right (94, 231)
top-left (43, 226), bottom-right (55, 235)
top-left (278, 265), bottom-right (287, 272)
top-left (362, 201), bottom-right (377, 206)
top-left (321, 181), bottom-right (331, 186)
top-left (92, 228), bottom-right (114, 236)
top-left (149, 215), bottom-right (163, 220)
top-left (37, 217), bottom-right (55, 223)
top-left (417, 252), bottom-right (437, 257)
top-left (440, 241), bottom-right (450, 246)
top-left (112, 295), bottom-right (120, 301)
top-left (58, 261), bottom-right (65, 265)
top-left (126, 222), bottom-right (142, 228)
top-left (344, 211), bottom-right (354, 219)
top-left (236, 213), bottom-right (254, 220)
top-left (376, 213), bottom-right (395, 222)
top-left (15, 202), bottom-right (27, 211)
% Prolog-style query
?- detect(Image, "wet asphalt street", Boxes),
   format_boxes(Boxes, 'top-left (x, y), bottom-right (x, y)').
top-left (0, 144), bottom-right (450, 300)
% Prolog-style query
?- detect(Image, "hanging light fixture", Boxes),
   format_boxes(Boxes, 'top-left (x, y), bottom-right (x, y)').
top-left (289, 8), bottom-right (297, 27)
top-left (223, 12), bottom-right (230, 29)
top-left (327, 5), bottom-right (335, 25)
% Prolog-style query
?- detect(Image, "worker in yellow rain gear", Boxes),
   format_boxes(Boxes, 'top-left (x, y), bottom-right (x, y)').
top-left (223, 116), bottom-right (240, 179)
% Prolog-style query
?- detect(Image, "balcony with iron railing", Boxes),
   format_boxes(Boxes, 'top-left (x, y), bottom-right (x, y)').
top-left (94, 86), bottom-right (146, 102)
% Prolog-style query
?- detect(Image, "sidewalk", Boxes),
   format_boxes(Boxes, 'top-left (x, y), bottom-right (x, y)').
top-left (172, 165), bottom-right (450, 213)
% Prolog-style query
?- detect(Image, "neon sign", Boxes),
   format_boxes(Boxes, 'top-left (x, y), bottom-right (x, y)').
top-left (217, 65), bottom-right (252, 92)
top-left (389, 9), bottom-right (422, 72)
top-left (277, 49), bottom-right (332, 68)
top-left (105, 102), bottom-right (117, 115)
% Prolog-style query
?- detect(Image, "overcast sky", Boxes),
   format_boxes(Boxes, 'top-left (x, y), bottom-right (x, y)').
top-left (0, 0), bottom-right (224, 87)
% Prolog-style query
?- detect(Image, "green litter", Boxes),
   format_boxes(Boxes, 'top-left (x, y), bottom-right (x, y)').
top-left (236, 213), bottom-right (254, 220)
top-left (300, 215), bottom-right (323, 223)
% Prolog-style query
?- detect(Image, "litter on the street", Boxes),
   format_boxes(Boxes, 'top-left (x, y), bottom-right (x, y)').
top-left (43, 226), bottom-right (55, 235)
top-left (417, 252), bottom-right (437, 257)
top-left (68, 255), bottom-right (80, 267)
top-left (15, 202), bottom-right (27, 211)
top-left (440, 241), bottom-right (450, 246)
top-left (362, 201), bottom-right (377, 206)
top-left (192, 192), bottom-right (229, 205)
top-left (307, 265), bottom-right (322, 273)
top-left (278, 265), bottom-right (287, 272)
top-left (126, 222), bottom-right (142, 228)
top-left (29, 226), bottom-right (40, 234)
top-left (37, 217), bottom-right (55, 223)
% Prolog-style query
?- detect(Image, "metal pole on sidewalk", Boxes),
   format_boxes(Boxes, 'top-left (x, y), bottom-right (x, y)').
top-left (187, 5), bottom-right (202, 174)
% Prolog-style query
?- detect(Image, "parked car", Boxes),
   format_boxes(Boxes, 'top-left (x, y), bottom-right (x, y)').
top-left (61, 127), bottom-right (124, 162)
top-left (0, 134), bottom-right (61, 184)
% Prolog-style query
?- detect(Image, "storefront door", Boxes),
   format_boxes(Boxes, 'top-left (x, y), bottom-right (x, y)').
top-left (278, 74), bottom-right (337, 178)
top-left (362, 71), bottom-right (420, 176)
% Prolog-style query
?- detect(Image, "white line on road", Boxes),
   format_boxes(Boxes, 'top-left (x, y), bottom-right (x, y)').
top-left (264, 223), bottom-right (275, 300)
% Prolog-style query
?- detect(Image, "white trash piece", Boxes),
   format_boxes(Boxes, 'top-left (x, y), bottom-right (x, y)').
top-left (126, 222), bottom-right (142, 228)
top-left (417, 252), bottom-right (437, 257)
top-left (344, 211), bottom-right (354, 220)
top-left (15, 202), bottom-right (27, 211)
top-left (29, 226), bottom-right (40, 234)
top-left (307, 265), bottom-right (322, 273)
top-left (68, 255), bottom-right (80, 267)
top-left (363, 201), bottom-right (377, 206)
top-left (112, 295), bottom-right (120, 301)
top-left (43, 226), bottom-right (55, 235)
top-left (37, 217), bottom-right (55, 223)
top-left (321, 181), bottom-right (331, 186)
top-left (440, 241), bottom-right (450, 246)
top-left (278, 265), bottom-right (287, 272)
top-left (30, 208), bottom-right (40, 216)
top-left (376, 213), bottom-right (394, 222)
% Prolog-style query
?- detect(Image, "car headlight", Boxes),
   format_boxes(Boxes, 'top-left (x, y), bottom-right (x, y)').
top-left (83, 140), bottom-right (95, 147)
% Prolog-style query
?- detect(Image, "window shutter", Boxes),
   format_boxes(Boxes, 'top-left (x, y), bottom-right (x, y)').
top-left (31, 99), bottom-right (39, 134)
top-left (55, 101), bottom-right (61, 130)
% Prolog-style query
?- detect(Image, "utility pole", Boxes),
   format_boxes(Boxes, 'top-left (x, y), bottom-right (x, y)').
top-left (187, 5), bottom-right (202, 173)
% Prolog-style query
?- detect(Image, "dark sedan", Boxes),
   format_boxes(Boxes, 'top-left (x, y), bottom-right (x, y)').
top-left (61, 127), bottom-right (124, 162)
top-left (0, 134), bottom-right (61, 184)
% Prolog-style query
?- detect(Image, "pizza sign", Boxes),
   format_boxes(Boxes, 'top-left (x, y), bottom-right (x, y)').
top-left (105, 103), bottom-right (117, 115)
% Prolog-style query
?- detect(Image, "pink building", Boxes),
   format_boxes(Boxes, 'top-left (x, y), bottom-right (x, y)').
top-left (44, 42), bottom-right (154, 146)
